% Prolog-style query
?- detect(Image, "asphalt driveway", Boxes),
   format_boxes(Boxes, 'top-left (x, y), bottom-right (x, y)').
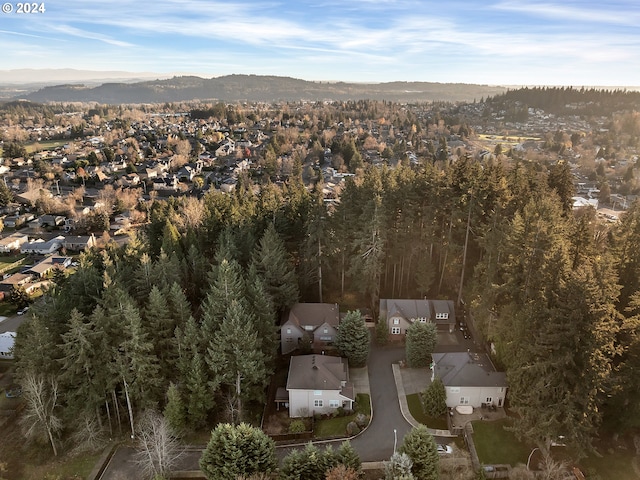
top-left (350, 340), bottom-right (413, 461)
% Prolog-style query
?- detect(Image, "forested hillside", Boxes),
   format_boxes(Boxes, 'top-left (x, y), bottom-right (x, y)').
top-left (10, 155), bottom-right (640, 464)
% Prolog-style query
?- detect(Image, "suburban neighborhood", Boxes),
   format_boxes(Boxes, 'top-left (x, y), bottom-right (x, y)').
top-left (0, 85), bottom-right (640, 480)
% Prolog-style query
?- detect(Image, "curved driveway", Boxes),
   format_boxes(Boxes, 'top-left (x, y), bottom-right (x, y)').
top-left (350, 341), bottom-right (413, 461)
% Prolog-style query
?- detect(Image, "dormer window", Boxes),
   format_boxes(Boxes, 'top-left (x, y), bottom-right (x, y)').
top-left (435, 313), bottom-right (448, 320)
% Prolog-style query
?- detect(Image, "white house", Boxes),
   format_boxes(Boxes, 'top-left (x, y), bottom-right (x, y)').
top-left (0, 332), bottom-right (16, 359)
top-left (20, 236), bottom-right (65, 255)
top-left (0, 233), bottom-right (29, 253)
top-left (286, 355), bottom-right (354, 418)
top-left (432, 351), bottom-right (507, 409)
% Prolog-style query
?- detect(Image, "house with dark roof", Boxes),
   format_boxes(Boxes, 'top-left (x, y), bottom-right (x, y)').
top-left (280, 303), bottom-right (340, 355)
top-left (380, 298), bottom-right (456, 336)
top-left (432, 351), bottom-right (507, 408)
top-left (285, 354), bottom-right (354, 418)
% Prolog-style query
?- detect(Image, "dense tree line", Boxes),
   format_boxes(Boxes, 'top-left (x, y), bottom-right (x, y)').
top-left (11, 143), bottom-right (640, 462)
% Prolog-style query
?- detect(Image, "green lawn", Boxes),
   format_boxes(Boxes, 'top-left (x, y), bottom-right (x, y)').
top-left (406, 393), bottom-right (448, 430)
top-left (24, 139), bottom-right (68, 153)
top-left (314, 393), bottom-right (370, 438)
top-left (581, 451), bottom-right (638, 480)
top-left (472, 418), bottom-right (531, 466)
top-left (22, 451), bottom-right (102, 480)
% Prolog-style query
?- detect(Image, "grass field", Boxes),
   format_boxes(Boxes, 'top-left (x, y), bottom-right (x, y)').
top-left (472, 418), bottom-right (531, 466)
top-left (21, 451), bottom-right (102, 480)
top-left (24, 139), bottom-right (69, 154)
top-left (406, 393), bottom-right (449, 430)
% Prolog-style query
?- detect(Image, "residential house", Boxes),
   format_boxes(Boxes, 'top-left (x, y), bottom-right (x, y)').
top-left (0, 233), bottom-right (29, 253)
top-left (39, 215), bottom-right (66, 228)
top-left (285, 354), bottom-right (354, 418)
top-left (26, 256), bottom-right (72, 278)
top-left (432, 351), bottom-right (507, 409)
top-left (281, 303), bottom-right (340, 355)
top-left (20, 236), bottom-right (65, 255)
top-left (63, 234), bottom-right (97, 252)
top-left (0, 272), bottom-right (33, 294)
top-left (380, 298), bottom-right (456, 336)
top-left (0, 332), bottom-right (16, 359)
top-left (3, 213), bottom-right (35, 228)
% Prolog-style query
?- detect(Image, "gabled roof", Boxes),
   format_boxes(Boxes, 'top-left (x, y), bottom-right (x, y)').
top-left (285, 303), bottom-right (340, 329)
top-left (385, 299), bottom-right (432, 320)
top-left (287, 354), bottom-right (349, 393)
top-left (433, 352), bottom-right (507, 388)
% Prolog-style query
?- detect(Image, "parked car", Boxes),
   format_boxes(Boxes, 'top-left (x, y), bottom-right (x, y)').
top-left (437, 444), bottom-right (453, 455)
top-left (17, 306), bottom-right (29, 315)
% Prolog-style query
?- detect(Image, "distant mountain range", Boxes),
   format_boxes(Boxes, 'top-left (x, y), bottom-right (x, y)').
top-left (6, 74), bottom-right (509, 104)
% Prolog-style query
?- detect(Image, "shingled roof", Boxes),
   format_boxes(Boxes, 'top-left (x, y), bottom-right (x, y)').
top-left (433, 352), bottom-right (507, 388)
top-left (286, 354), bottom-right (353, 399)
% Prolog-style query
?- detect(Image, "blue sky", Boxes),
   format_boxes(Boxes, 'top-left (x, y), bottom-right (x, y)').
top-left (1, 0), bottom-right (639, 86)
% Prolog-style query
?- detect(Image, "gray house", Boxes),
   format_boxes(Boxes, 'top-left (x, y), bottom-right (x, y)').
top-left (432, 352), bottom-right (508, 408)
top-left (380, 298), bottom-right (456, 336)
top-left (281, 303), bottom-right (340, 355)
top-left (286, 354), bottom-right (354, 418)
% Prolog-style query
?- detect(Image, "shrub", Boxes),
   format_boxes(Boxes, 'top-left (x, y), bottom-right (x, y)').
top-left (288, 419), bottom-right (306, 434)
top-left (346, 421), bottom-right (361, 436)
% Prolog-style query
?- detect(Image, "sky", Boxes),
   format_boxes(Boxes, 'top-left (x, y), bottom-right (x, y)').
top-left (1, 0), bottom-right (639, 86)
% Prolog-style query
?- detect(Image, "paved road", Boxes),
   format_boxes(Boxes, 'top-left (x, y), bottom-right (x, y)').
top-left (350, 341), bottom-right (412, 461)
top-left (99, 340), bottom-right (432, 477)
top-left (0, 314), bottom-right (28, 334)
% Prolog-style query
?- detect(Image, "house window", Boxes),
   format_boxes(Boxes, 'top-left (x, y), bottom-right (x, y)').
top-left (391, 327), bottom-right (401, 335)
top-left (460, 397), bottom-right (470, 405)
top-left (486, 397), bottom-right (492, 404)
top-left (323, 327), bottom-right (329, 334)
top-left (304, 325), bottom-right (313, 331)
top-left (419, 317), bottom-right (426, 323)
top-left (393, 318), bottom-right (400, 325)
top-left (435, 313), bottom-right (449, 320)
top-left (314, 399), bottom-right (323, 407)
top-left (449, 387), bottom-right (460, 393)
top-left (286, 328), bottom-right (291, 334)
top-left (329, 400), bottom-right (340, 408)
top-left (313, 390), bottom-right (322, 396)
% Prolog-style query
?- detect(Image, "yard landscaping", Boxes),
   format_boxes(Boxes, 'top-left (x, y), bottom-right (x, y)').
top-left (406, 393), bottom-right (448, 430)
top-left (314, 393), bottom-right (370, 438)
top-left (472, 418), bottom-right (531, 466)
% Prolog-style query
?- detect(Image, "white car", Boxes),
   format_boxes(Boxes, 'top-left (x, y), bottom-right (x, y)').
top-left (437, 444), bottom-right (453, 454)
top-left (17, 306), bottom-right (29, 315)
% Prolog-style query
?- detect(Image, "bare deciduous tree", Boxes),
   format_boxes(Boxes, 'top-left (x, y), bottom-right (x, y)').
top-left (134, 410), bottom-right (185, 480)
top-left (20, 372), bottom-right (62, 456)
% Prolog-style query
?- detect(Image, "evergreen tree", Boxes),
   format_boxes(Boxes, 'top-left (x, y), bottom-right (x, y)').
top-left (245, 265), bottom-right (279, 367)
top-left (405, 322), bottom-right (437, 368)
top-left (206, 301), bottom-right (268, 422)
top-left (251, 223), bottom-right (299, 311)
top-left (334, 310), bottom-right (370, 367)
top-left (199, 423), bottom-right (276, 480)
top-left (143, 286), bottom-right (176, 379)
top-left (421, 377), bottom-right (447, 417)
top-left (175, 316), bottom-right (215, 428)
top-left (399, 425), bottom-right (439, 480)
top-left (201, 257), bottom-right (246, 337)
top-left (163, 383), bottom-right (186, 436)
